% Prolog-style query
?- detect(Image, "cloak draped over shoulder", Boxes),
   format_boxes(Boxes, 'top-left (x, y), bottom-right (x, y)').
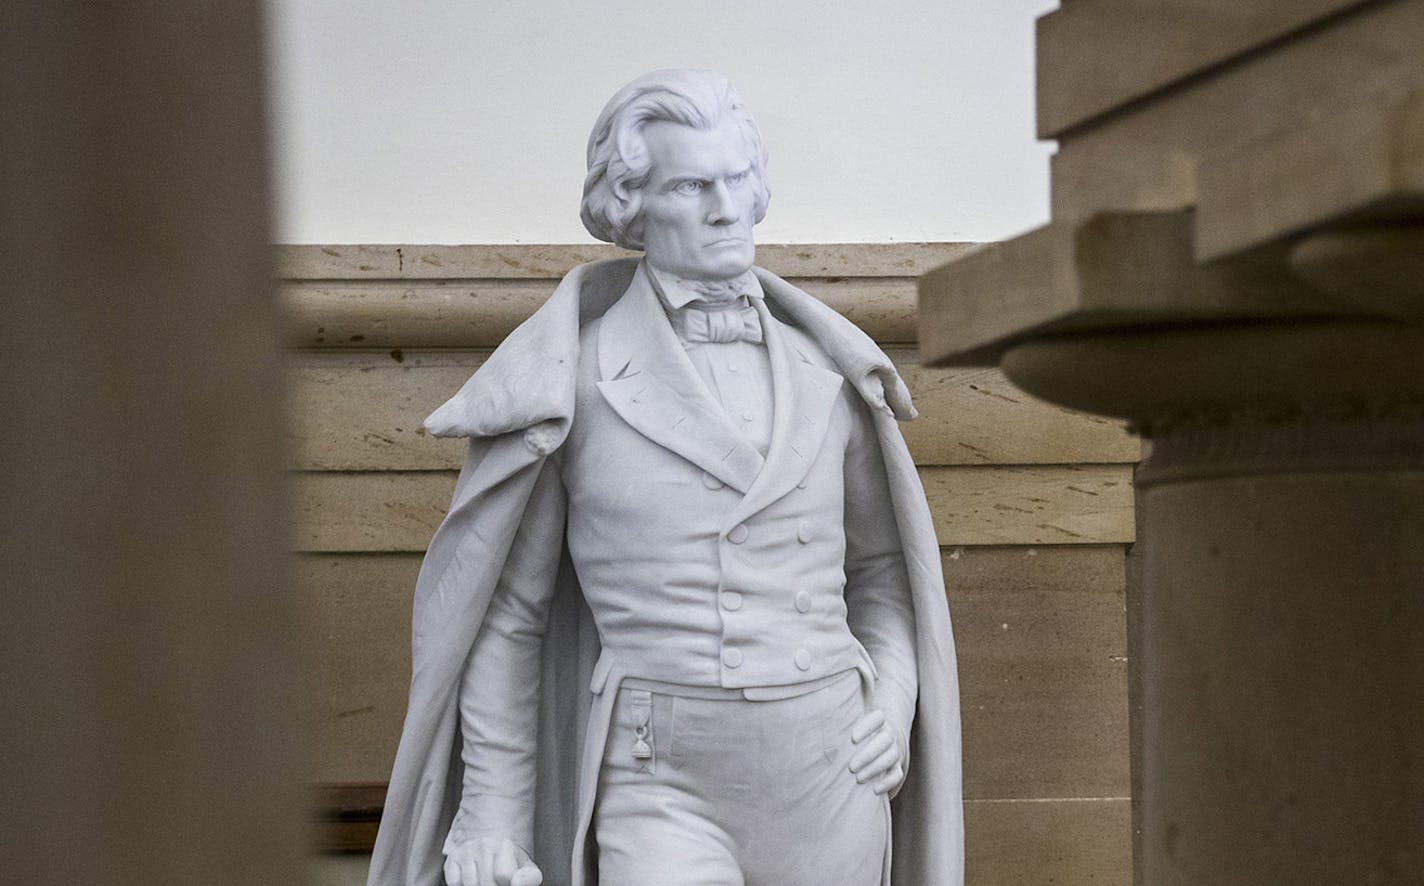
top-left (369, 259), bottom-right (963, 885)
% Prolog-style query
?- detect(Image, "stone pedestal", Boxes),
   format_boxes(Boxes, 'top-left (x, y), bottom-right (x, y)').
top-left (920, 2), bottom-right (1424, 882)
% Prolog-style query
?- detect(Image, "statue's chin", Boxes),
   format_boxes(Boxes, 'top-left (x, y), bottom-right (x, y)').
top-left (648, 251), bottom-right (756, 283)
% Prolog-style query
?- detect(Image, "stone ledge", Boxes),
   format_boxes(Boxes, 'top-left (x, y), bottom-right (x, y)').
top-left (274, 242), bottom-right (979, 281)
top-left (916, 210), bottom-right (1334, 367)
top-left (1036, 0), bottom-right (1374, 138)
top-left (1196, 88), bottom-right (1424, 260)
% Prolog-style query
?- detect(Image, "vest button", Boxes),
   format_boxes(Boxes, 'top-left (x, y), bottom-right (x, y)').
top-left (722, 648), bottom-right (743, 668)
top-left (794, 649), bottom-right (812, 671)
top-left (727, 524), bottom-right (749, 544)
top-left (796, 478), bottom-right (808, 489)
top-left (721, 591), bottom-right (743, 611)
top-left (794, 591), bottom-right (812, 613)
top-left (797, 521), bottom-right (814, 543)
top-left (701, 471), bottom-right (724, 490)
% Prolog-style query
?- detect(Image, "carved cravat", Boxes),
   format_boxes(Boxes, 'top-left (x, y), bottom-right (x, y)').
top-left (675, 301), bottom-right (764, 344)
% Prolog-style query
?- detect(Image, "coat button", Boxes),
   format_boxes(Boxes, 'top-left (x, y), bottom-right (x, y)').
top-left (728, 524), bottom-right (749, 544)
top-left (797, 521), bottom-right (814, 543)
top-left (795, 591), bottom-right (812, 613)
top-left (796, 477), bottom-right (808, 489)
top-left (721, 591), bottom-right (743, 611)
top-left (702, 471), bottom-right (724, 490)
top-left (794, 649), bottom-right (812, 671)
top-left (722, 648), bottom-right (743, 668)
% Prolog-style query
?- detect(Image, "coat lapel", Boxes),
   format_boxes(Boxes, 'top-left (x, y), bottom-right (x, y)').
top-left (728, 298), bottom-right (844, 526)
top-left (596, 265), bottom-right (765, 493)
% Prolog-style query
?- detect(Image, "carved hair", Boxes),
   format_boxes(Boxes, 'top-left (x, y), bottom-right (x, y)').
top-left (581, 69), bottom-right (770, 250)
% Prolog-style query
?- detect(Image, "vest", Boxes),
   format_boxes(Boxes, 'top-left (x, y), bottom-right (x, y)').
top-left (558, 265), bottom-right (879, 689)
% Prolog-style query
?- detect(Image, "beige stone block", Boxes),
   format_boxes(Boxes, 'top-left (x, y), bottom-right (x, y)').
top-left (1196, 88), bottom-right (1424, 260)
top-left (1037, 0), bottom-right (1368, 137)
top-left (280, 280), bottom-right (555, 350)
top-left (966, 798), bottom-right (1132, 885)
top-left (878, 358), bottom-right (1141, 467)
top-left (299, 553), bottom-right (418, 783)
top-left (289, 465), bottom-right (1136, 552)
top-left (280, 276), bottom-right (918, 348)
top-left (311, 854), bottom-right (372, 886)
top-left (916, 210), bottom-right (1324, 366)
top-left (947, 546), bottom-right (1130, 800)
top-left (274, 242), bottom-right (978, 281)
top-left (1049, 0), bottom-right (1424, 219)
top-left (282, 349), bottom-right (1140, 471)
top-left (284, 351), bottom-right (478, 471)
top-left (922, 465), bottom-right (1136, 546)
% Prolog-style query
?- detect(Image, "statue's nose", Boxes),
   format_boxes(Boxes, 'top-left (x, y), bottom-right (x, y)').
top-left (705, 181), bottom-right (738, 225)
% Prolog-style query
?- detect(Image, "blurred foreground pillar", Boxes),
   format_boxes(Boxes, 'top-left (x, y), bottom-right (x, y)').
top-left (1, 4), bottom-right (304, 883)
top-left (921, 2), bottom-right (1424, 883)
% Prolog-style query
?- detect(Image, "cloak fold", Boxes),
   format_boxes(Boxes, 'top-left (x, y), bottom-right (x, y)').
top-left (370, 259), bottom-right (963, 885)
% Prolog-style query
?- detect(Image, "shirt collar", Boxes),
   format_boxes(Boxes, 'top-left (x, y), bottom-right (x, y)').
top-left (645, 262), bottom-right (764, 311)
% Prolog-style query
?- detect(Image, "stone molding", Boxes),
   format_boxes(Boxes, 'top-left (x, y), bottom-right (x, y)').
top-left (1135, 402), bottom-right (1424, 486)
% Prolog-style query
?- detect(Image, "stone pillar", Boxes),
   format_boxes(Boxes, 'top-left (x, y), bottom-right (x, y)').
top-left (1002, 323), bottom-right (1424, 883)
top-left (0, 4), bottom-right (304, 883)
top-left (919, 2), bottom-right (1424, 882)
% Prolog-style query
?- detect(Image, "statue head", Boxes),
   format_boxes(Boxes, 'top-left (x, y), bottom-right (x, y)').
top-left (581, 69), bottom-right (770, 280)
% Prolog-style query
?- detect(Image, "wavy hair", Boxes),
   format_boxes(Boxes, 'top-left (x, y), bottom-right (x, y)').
top-left (580, 70), bottom-right (770, 250)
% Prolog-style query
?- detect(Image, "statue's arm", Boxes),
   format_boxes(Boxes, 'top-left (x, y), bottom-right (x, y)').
top-left (447, 456), bottom-right (567, 858)
top-left (842, 395), bottom-right (918, 786)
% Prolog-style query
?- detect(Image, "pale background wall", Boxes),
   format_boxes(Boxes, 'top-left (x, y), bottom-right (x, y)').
top-left (264, 0), bottom-right (1058, 245)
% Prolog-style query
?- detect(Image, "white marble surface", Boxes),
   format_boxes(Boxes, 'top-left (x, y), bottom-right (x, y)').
top-left (372, 70), bottom-right (961, 886)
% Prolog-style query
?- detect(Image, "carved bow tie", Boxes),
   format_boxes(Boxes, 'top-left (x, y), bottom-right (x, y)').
top-left (677, 301), bottom-right (763, 344)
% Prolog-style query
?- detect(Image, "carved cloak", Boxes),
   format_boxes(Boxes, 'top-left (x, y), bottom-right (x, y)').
top-left (367, 259), bottom-right (963, 886)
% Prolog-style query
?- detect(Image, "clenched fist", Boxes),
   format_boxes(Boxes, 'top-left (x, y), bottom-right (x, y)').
top-left (443, 835), bottom-right (543, 886)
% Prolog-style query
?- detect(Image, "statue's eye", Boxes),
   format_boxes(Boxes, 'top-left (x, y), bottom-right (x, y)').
top-left (674, 180), bottom-right (704, 195)
top-left (727, 170), bottom-right (749, 186)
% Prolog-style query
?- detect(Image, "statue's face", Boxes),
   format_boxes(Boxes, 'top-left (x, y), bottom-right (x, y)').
top-left (639, 119), bottom-right (758, 281)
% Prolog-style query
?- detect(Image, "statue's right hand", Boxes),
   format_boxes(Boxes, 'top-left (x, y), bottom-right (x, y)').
top-left (442, 836), bottom-right (543, 886)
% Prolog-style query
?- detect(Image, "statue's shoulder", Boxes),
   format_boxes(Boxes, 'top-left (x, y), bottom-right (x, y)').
top-left (423, 264), bottom-right (633, 440)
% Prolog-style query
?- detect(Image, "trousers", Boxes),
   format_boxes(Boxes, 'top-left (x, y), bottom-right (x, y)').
top-left (594, 669), bottom-right (890, 885)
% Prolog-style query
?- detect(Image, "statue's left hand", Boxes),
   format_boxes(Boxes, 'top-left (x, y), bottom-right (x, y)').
top-left (848, 708), bottom-right (907, 795)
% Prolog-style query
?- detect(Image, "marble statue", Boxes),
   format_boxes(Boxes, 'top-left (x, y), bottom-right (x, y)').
top-left (369, 69), bottom-right (963, 886)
